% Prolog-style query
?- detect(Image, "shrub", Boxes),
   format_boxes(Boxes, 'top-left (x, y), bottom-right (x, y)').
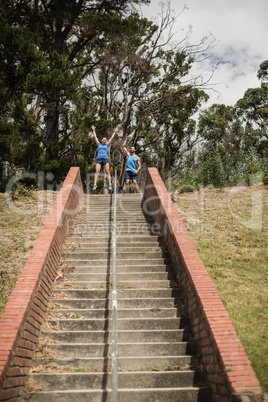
top-left (198, 152), bottom-right (225, 188)
top-left (228, 148), bottom-right (265, 186)
top-left (262, 164), bottom-right (268, 185)
top-left (177, 176), bottom-right (200, 193)
top-left (169, 175), bottom-right (199, 194)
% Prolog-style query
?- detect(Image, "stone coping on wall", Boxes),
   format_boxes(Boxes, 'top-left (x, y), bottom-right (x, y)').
top-left (144, 167), bottom-right (264, 402)
top-left (0, 167), bottom-right (83, 400)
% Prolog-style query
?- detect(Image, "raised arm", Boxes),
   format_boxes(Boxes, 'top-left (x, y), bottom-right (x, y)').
top-left (108, 126), bottom-right (119, 146)
top-left (122, 136), bottom-right (130, 156)
top-left (91, 125), bottom-right (99, 145)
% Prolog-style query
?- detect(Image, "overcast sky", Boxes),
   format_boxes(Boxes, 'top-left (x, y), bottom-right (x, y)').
top-left (140, 0), bottom-right (268, 108)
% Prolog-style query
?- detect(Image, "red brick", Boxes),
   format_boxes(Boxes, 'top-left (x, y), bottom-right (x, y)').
top-left (10, 357), bottom-right (32, 367)
top-left (3, 376), bottom-right (26, 388)
top-left (8, 366), bottom-right (29, 376)
top-left (0, 387), bottom-right (23, 400)
top-left (18, 339), bottom-right (35, 351)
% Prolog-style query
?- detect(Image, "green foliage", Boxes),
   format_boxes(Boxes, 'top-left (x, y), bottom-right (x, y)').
top-left (236, 60), bottom-right (268, 152)
top-left (170, 176), bottom-right (199, 194)
top-left (262, 165), bottom-right (268, 185)
top-left (228, 147), bottom-right (264, 186)
top-left (42, 160), bottom-right (72, 184)
top-left (198, 104), bottom-right (233, 146)
top-left (0, 0), bottom-right (152, 171)
top-left (0, 0), bottom-right (266, 192)
top-left (257, 60), bottom-right (268, 83)
top-left (10, 182), bottom-right (36, 199)
top-left (198, 152), bottom-right (225, 189)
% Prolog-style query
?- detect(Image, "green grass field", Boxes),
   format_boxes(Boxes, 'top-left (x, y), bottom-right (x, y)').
top-left (175, 185), bottom-right (268, 393)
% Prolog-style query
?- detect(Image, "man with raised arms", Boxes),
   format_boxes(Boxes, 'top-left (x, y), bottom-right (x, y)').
top-left (122, 137), bottom-right (141, 193)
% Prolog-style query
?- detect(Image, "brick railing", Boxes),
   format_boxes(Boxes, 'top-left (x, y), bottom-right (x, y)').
top-left (0, 167), bottom-right (83, 401)
top-left (143, 167), bottom-right (264, 402)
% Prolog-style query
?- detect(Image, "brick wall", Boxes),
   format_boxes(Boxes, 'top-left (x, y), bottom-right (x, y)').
top-left (143, 167), bottom-right (264, 402)
top-left (0, 167), bottom-right (83, 401)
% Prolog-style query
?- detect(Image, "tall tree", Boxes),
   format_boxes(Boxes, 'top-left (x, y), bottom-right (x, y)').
top-left (236, 60), bottom-right (268, 157)
top-left (90, 4), bottom-right (213, 183)
top-left (0, 0), bottom-right (150, 166)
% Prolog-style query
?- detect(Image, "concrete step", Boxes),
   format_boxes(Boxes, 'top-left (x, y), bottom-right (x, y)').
top-left (47, 307), bottom-right (179, 319)
top-left (31, 355), bottom-right (197, 372)
top-left (74, 220), bottom-right (156, 225)
top-left (49, 297), bottom-right (181, 309)
top-left (27, 370), bottom-right (204, 389)
top-left (74, 220), bottom-right (151, 227)
top-left (54, 280), bottom-right (176, 289)
top-left (80, 211), bottom-right (147, 217)
top-left (61, 258), bottom-right (171, 267)
top-left (38, 342), bottom-right (195, 358)
top-left (80, 211), bottom-right (148, 216)
top-left (25, 387), bottom-right (211, 402)
top-left (73, 229), bottom-right (158, 236)
top-left (61, 261), bottom-right (172, 269)
top-left (69, 236), bottom-right (161, 244)
top-left (46, 317), bottom-right (188, 331)
top-left (41, 329), bottom-right (190, 343)
top-left (51, 288), bottom-right (182, 299)
top-left (62, 251), bottom-right (169, 260)
top-left (74, 221), bottom-right (154, 227)
top-left (78, 213), bottom-right (148, 219)
top-left (73, 228), bottom-right (159, 236)
top-left (59, 265), bottom-right (173, 273)
top-left (64, 272), bottom-right (176, 281)
top-left (68, 243), bottom-right (161, 250)
top-left (64, 246), bottom-right (166, 254)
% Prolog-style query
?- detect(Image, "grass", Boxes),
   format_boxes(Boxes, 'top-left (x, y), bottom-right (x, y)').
top-left (175, 185), bottom-right (268, 393)
top-left (0, 190), bottom-right (57, 317)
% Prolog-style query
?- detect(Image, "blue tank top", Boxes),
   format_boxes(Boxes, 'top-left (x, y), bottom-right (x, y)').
top-left (126, 155), bottom-right (138, 172)
top-left (97, 143), bottom-right (109, 159)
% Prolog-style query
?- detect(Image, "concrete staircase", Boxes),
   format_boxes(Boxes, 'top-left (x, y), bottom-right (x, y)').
top-left (24, 194), bottom-right (211, 401)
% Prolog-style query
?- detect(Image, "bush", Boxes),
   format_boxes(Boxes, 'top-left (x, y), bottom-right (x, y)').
top-left (177, 176), bottom-right (200, 193)
top-left (11, 181), bottom-right (36, 199)
top-left (198, 152), bottom-right (225, 188)
top-left (169, 176), bottom-right (199, 194)
top-left (262, 164), bottom-right (268, 185)
top-left (228, 148), bottom-right (265, 186)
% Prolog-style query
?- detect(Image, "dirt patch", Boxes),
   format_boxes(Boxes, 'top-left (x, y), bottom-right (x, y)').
top-left (42, 319), bottom-right (63, 332)
top-left (38, 334), bottom-right (60, 345)
top-left (23, 377), bottom-right (46, 395)
top-left (51, 292), bottom-right (75, 300)
top-left (46, 311), bottom-right (84, 320)
top-left (34, 345), bottom-right (63, 359)
top-left (49, 302), bottom-right (71, 310)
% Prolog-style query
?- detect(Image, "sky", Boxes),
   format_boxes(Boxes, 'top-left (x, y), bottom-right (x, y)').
top-left (140, 0), bottom-right (268, 109)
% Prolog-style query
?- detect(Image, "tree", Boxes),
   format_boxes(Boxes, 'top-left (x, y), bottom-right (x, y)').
top-left (0, 0), bottom-right (150, 169)
top-left (236, 60), bottom-right (268, 157)
top-left (1, 0), bottom-right (215, 187)
top-left (89, 4), bottom-right (213, 183)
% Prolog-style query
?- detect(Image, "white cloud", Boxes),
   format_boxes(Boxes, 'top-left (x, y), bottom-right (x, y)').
top-left (141, 0), bottom-right (268, 107)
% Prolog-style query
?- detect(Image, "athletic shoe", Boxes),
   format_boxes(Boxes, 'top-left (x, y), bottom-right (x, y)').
top-left (93, 184), bottom-right (97, 190)
top-left (108, 184), bottom-right (112, 191)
